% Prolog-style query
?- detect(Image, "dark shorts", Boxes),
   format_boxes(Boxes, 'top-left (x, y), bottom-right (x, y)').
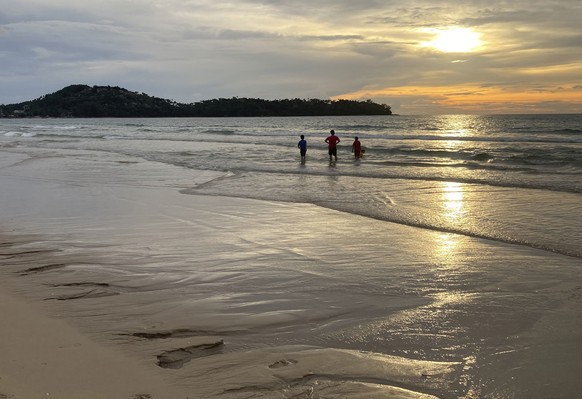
top-left (328, 147), bottom-right (337, 156)
top-left (300, 149), bottom-right (307, 156)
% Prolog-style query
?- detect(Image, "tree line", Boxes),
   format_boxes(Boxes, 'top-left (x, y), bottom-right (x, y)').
top-left (0, 85), bottom-right (392, 118)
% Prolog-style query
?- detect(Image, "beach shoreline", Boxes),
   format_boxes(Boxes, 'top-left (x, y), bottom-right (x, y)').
top-left (1, 148), bottom-right (582, 398)
top-left (0, 202), bottom-right (459, 399)
top-left (0, 150), bottom-right (462, 398)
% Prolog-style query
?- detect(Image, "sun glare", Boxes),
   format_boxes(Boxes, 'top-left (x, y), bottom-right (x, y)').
top-left (425, 27), bottom-right (481, 53)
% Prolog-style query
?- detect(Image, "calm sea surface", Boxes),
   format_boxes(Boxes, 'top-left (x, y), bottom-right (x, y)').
top-left (2, 114), bottom-right (581, 258)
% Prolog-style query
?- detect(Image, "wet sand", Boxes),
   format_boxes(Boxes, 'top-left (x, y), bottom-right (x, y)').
top-left (0, 279), bottom-right (195, 399)
top-left (1, 149), bottom-right (581, 398)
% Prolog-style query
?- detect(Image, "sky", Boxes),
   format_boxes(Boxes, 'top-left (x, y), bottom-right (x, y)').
top-left (1, 0), bottom-right (582, 114)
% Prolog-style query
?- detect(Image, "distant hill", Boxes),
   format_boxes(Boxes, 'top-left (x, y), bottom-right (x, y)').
top-left (0, 85), bottom-right (392, 118)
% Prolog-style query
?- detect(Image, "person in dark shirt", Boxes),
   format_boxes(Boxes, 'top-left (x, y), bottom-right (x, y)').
top-left (297, 134), bottom-right (307, 162)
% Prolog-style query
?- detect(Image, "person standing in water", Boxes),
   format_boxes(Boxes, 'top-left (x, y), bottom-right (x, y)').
top-left (325, 129), bottom-right (340, 162)
top-left (297, 134), bottom-right (307, 162)
top-left (352, 136), bottom-right (362, 159)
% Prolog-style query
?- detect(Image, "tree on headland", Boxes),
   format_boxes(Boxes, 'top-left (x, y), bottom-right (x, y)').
top-left (0, 85), bottom-right (392, 118)
top-left (0, 85), bottom-right (183, 118)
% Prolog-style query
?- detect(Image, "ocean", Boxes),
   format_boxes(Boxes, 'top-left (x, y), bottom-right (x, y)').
top-left (1, 114), bottom-right (582, 398)
top-left (2, 114), bottom-right (581, 258)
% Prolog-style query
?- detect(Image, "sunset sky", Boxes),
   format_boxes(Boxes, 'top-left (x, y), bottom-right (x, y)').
top-left (2, 0), bottom-right (581, 114)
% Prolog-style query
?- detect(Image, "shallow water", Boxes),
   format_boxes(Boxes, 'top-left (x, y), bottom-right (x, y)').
top-left (1, 115), bottom-right (581, 258)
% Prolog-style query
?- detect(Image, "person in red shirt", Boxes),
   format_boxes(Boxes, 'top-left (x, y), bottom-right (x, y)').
top-left (352, 136), bottom-right (362, 159)
top-left (325, 129), bottom-right (341, 162)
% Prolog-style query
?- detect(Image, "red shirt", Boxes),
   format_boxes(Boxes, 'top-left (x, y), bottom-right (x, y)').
top-left (326, 135), bottom-right (340, 148)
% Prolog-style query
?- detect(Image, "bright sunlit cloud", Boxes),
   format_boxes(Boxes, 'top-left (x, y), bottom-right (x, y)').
top-left (423, 27), bottom-right (482, 53)
top-left (333, 84), bottom-right (582, 114)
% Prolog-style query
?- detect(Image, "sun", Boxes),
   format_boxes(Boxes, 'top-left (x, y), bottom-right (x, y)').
top-left (424, 27), bottom-right (481, 53)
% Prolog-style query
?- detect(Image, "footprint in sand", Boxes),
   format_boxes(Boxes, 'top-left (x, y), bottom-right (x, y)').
top-left (268, 359), bottom-right (298, 369)
top-left (157, 340), bottom-right (225, 369)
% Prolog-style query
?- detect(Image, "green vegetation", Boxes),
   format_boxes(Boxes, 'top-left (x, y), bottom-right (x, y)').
top-left (0, 85), bottom-right (392, 118)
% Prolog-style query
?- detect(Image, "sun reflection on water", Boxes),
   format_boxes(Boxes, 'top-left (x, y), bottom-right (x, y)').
top-left (437, 232), bottom-right (460, 256)
top-left (442, 182), bottom-right (465, 220)
top-left (440, 115), bottom-right (480, 134)
top-left (432, 182), bottom-right (469, 267)
top-left (431, 232), bottom-right (466, 270)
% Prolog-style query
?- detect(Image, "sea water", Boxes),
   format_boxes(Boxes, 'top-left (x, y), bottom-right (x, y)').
top-left (1, 114), bottom-right (581, 258)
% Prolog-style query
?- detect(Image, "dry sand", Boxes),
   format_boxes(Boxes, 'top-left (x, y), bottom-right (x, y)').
top-left (0, 280), bottom-right (194, 399)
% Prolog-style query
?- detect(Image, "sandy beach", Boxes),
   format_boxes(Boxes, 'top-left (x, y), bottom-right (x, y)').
top-left (1, 147), bottom-right (581, 398)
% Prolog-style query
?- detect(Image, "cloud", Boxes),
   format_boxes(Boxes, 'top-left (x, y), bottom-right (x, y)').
top-left (333, 83), bottom-right (582, 114)
top-left (1, 0), bottom-right (581, 113)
